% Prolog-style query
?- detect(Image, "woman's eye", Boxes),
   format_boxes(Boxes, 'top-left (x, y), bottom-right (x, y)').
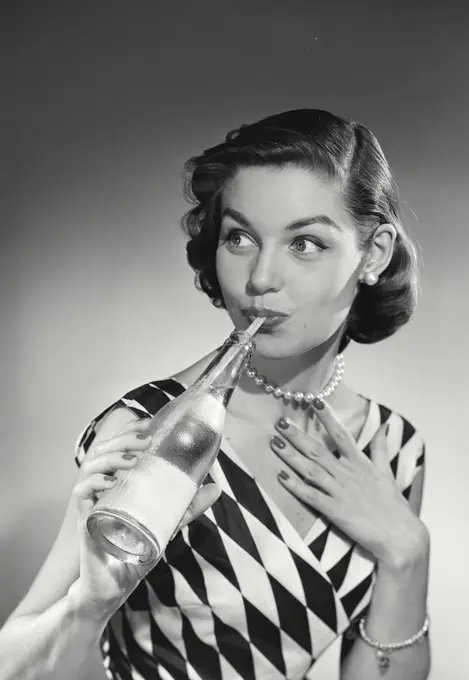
top-left (222, 229), bottom-right (325, 255)
top-left (290, 237), bottom-right (324, 255)
top-left (225, 229), bottom-right (252, 248)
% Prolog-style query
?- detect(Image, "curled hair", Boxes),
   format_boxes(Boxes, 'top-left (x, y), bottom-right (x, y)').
top-left (181, 109), bottom-right (420, 352)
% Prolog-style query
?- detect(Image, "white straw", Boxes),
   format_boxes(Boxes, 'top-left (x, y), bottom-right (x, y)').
top-left (205, 317), bottom-right (266, 390)
top-left (245, 316), bottom-right (266, 337)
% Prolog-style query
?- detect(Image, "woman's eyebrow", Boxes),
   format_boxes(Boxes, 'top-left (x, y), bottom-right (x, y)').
top-left (221, 207), bottom-right (342, 231)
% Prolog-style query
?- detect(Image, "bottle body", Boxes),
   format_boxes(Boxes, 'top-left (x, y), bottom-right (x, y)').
top-left (87, 330), bottom-right (255, 567)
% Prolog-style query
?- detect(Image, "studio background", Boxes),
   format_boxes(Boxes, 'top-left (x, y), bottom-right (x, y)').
top-left (3, 1), bottom-right (468, 678)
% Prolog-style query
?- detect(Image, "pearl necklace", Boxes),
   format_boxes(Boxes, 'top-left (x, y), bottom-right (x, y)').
top-left (244, 354), bottom-right (345, 404)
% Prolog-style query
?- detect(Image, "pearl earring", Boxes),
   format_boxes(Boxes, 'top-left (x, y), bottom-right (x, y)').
top-left (363, 272), bottom-right (379, 286)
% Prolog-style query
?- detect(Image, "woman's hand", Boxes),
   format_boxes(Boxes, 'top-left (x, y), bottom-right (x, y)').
top-left (69, 418), bottom-right (222, 621)
top-left (271, 399), bottom-right (427, 567)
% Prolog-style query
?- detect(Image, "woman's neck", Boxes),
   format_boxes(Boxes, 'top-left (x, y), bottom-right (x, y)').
top-left (246, 339), bottom-right (341, 399)
top-left (235, 336), bottom-right (345, 430)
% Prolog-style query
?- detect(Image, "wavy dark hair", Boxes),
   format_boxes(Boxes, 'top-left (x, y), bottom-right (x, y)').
top-left (181, 109), bottom-right (420, 353)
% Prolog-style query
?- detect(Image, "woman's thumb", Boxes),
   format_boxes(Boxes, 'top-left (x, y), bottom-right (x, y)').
top-left (196, 483), bottom-right (222, 515)
top-left (174, 483), bottom-right (222, 536)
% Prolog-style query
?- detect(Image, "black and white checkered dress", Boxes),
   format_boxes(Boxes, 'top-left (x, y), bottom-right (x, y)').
top-left (75, 378), bottom-right (425, 680)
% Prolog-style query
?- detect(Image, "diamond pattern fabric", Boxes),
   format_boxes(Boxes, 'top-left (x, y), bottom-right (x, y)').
top-left (75, 379), bottom-right (425, 680)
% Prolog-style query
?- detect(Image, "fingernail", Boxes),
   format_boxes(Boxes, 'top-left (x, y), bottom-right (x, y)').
top-left (136, 432), bottom-right (151, 440)
top-left (104, 474), bottom-right (116, 482)
top-left (278, 470), bottom-right (289, 481)
top-left (271, 435), bottom-right (286, 449)
top-left (309, 448), bottom-right (322, 457)
top-left (122, 453), bottom-right (137, 460)
top-left (312, 398), bottom-right (325, 410)
top-left (277, 417), bottom-right (289, 430)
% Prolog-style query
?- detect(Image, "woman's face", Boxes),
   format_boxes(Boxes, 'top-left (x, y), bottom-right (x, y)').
top-left (216, 165), bottom-right (366, 359)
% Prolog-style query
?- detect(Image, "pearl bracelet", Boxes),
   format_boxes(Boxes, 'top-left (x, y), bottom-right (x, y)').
top-left (357, 614), bottom-right (430, 672)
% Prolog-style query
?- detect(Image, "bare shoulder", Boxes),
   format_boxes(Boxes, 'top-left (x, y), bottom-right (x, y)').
top-left (170, 349), bottom-right (219, 387)
top-left (330, 382), bottom-right (371, 432)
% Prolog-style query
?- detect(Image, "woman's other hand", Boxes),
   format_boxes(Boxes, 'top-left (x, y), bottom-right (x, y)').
top-left (271, 400), bottom-right (428, 568)
top-left (69, 418), bottom-right (222, 621)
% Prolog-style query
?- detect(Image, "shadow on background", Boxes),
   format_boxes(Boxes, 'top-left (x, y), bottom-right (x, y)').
top-left (0, 497), bottom-right (64, 622)
top-left (0, 495), bottom-right (107, 679)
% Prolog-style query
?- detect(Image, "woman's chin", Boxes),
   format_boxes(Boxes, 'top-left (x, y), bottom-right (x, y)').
top-left (251, 333), bottom-right (329, 362)
top-left (251, 340), bottom-right (308, 361)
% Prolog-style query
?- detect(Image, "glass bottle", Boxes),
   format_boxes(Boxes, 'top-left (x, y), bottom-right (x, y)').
top-left (86, 319), bottom-right (264, 567)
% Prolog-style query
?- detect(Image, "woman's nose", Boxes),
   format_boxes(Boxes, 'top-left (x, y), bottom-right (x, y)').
top-left (246, 252), bottom-right (282, 296)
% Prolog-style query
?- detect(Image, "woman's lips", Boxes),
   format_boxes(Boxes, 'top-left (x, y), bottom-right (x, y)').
top-left (244, 314), bottom-right (288, 329)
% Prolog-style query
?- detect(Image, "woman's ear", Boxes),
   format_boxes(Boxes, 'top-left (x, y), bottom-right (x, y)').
top-left (359, 223), bottom-right (397, 280)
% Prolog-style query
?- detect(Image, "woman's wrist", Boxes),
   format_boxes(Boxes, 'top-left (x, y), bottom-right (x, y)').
top-left (377, 520), bottom-right (430, 574)
top-left (66, 580), bottom-right (116, 634)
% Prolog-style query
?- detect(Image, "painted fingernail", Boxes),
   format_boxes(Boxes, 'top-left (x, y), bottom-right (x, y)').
top-left (312, 398), bottom-right (325, 410)
top-left (136, 432), bottom-right (151, 440)
top-left (309, 448), bottom-right (322, 457)
top-left (278, 470), bottom-right (289, 481)
top-left (271, 435), bottom-right (286, 449)
top-left (277, 417), bottom-right (289, 430)
top-left (104, 474), bottom-right (116, 482)
top-left (122, 453), bottom-right (137, 460)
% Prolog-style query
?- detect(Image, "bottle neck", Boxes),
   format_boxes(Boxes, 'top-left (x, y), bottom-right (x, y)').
top-left (194, 331), bottom-right (255, 407)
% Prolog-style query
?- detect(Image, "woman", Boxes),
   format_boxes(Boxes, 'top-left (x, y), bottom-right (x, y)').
top-left (0, 109), bottom-right (430, 680)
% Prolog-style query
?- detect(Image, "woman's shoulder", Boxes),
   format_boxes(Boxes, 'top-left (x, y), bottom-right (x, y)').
top-left (112, 349), bottom-right (221, 413)
top-left (358, 392), bottom-right (426, 498)
top-left (74, 350), bottom-right (219, 466)
top-left (119, 349), bottom-right (220, 405)
top-left (369, 397), bottom-right (427, 512)
top-left (365, 393), bottom-right (426, 448)
top-left (170, 349), bottom-right (219, 387)
top-left (340, 384), bottom-right (425, 451)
